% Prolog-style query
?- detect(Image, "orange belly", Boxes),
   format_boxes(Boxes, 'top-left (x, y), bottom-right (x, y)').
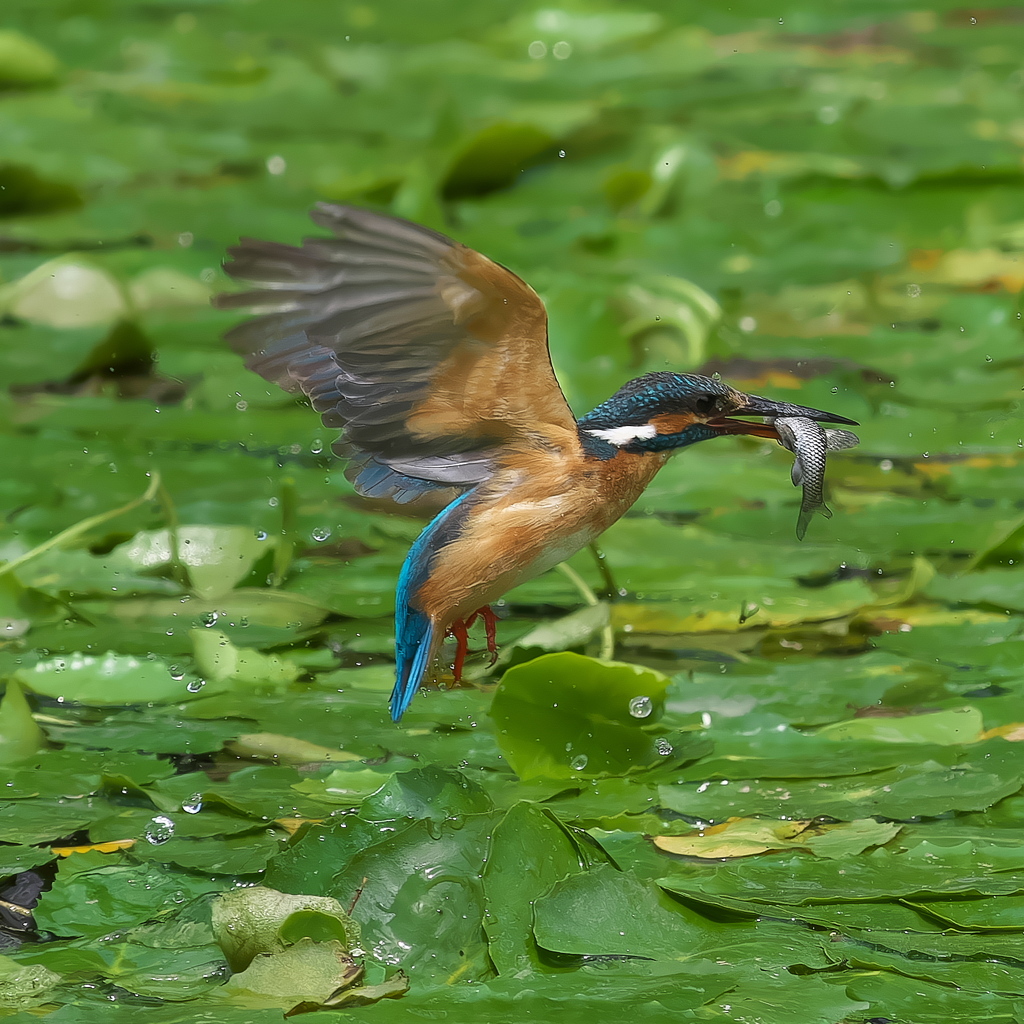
top-left (415, 446), bottom-right (667, 626)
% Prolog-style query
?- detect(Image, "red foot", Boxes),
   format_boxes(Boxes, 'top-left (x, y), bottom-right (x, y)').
top-left (444, 606), bottom-right (500, 681)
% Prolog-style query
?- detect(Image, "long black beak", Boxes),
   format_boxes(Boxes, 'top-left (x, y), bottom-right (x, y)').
top-left (708, 393), bottom-right (859, 439)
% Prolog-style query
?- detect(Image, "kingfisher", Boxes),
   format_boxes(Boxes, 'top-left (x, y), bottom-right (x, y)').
top-left (218, 204), bottom-right (856, 721)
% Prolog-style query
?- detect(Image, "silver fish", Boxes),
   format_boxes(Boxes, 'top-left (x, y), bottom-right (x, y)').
top-left (774, 417), bottom-right (859, 540)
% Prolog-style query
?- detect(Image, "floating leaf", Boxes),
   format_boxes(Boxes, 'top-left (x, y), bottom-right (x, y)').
top-left (15, 651), bottom-right (199, 706)
top-left (654, 817), bottom-right (901, 860)
top-left (220, 937), bottom-right (407, 1012)
top-left (815, 706), bottom-right (984, 745)
top-left (122, 527), bottom-right (271, 601)
top-left (491, 652), bottom-right (671, 780)
top-left (191, 630), bottom-right (299, 688)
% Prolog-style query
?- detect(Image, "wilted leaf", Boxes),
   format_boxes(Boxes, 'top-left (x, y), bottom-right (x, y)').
top-left (0, 954), bottom-right (61, 1009)
top-left (654, 817), bottom-right (901, 859)
top-left (226, 732), bottom-right (360, 763)
top-left (220, 937), bottom-right (407, 1012)
top-left (212, 886), bottom-right (360, 972)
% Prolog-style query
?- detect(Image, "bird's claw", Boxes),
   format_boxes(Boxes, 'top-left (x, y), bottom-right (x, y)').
top-left (445, 606), bottom-right (500, 681)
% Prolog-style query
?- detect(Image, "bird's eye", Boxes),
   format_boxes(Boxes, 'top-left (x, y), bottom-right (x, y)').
top-left (692, 394), bottom-right (719, 416)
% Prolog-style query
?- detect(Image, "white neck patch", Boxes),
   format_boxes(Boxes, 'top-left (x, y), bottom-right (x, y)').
top-left (585, 423), bottom-right (658, 447)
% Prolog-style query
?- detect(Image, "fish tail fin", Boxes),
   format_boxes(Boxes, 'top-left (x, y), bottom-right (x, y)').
top-left (795, 513), bottom-right (810, 541)
top-left (391, 608), bottom-right (435, 722)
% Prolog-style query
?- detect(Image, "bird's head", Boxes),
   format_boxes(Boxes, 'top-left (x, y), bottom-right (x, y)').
top-left (578, 372), bottom-right (857, 459)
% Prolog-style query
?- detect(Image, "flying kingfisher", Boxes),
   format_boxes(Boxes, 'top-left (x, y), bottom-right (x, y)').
top-left (218, 204), bottom-right (856, 721)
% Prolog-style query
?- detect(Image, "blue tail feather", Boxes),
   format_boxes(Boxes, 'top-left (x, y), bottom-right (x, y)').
top-left (390, 609), bottom-right (435, 721)
top-left (390, 490), bottom-right (474, 721)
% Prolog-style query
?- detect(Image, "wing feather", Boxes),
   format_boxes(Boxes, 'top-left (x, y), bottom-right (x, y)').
top-left (218, 204), bottom-right (574, 498)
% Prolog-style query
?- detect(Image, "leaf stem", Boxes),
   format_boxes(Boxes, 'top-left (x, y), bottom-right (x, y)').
top-left (0, 472), bottom-right (161, 581)
top-left (556, 562), bottom-right (615, 661)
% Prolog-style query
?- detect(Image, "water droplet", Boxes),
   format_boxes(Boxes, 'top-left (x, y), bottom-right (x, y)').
top-left (186, 678), bottom-right (206, 693)
top-left (145, 815), bottom-right (175, 844)
top-left (655, 738), bottom-right (674, 757)
top-left (558, 149), bottom-right (566, 158)
top-left (168, 665), bottom-right (184, 681)
top-left (256, 530), bottom-right (268, 541)
top-left (985, 354), bottom-right (993, 362)
top-left (182, 793), bottom-right (204, 814)
top-left (570, 754), bottom-right (589, 771)
top-left (629, 696), bottom-right (653, 718)
top-left (311, 527), bottom-right (331, 543)
top-left (310, 438), bottom-right (324, 454)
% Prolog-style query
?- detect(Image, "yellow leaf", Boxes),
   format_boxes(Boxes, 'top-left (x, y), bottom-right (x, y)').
top-left (274, 817), bottom-right (324, 835)
top-left (654, 817), bottom-right (900, 859)
top-left (227, 732), bottom-right (362, 764)
top-left (654, 818), bottom-right (811, 859)
top-left (980, 723), bottom-right (1024, 742)
top-left (52, 839), bottom-right (135, 857)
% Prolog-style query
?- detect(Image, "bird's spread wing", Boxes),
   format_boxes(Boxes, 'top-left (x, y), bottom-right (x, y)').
top-left (218, 204), bottom-right (575, 502)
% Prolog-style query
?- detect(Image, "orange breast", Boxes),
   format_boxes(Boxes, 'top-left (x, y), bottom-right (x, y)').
top-left (414, 442), bottom-right (668, 626)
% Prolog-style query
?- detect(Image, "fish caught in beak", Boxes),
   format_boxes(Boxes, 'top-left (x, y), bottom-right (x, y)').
top-left (707, 392), bottom-right (859, 439)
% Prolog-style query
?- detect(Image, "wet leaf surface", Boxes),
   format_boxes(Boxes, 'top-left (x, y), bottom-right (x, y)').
top-left (3, 1), bottom-right (1024, 1019)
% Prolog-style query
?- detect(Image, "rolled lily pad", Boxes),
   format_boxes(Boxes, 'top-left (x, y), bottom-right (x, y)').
top-left (212, 886), bottom-right (360, 972)
top-left (0, 680), bottom-right (45, 764)
top-left (0, 30), bottom-right (59, 86)
top-left (2, 257), bottom-right (125, 328)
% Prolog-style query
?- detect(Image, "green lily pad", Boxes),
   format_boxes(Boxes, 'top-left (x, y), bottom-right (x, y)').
top-left (15, 651), bottom-right (200, 706)
top-left (491, 652), bottom-right (671, 780)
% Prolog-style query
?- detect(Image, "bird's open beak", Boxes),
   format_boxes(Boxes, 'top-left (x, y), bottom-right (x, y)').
top-left (708, 394), bottom-right (859, 439)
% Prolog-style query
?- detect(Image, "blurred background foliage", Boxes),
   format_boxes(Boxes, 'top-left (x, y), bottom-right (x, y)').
top-left (2, 1), bottom-right (1024, 1021)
